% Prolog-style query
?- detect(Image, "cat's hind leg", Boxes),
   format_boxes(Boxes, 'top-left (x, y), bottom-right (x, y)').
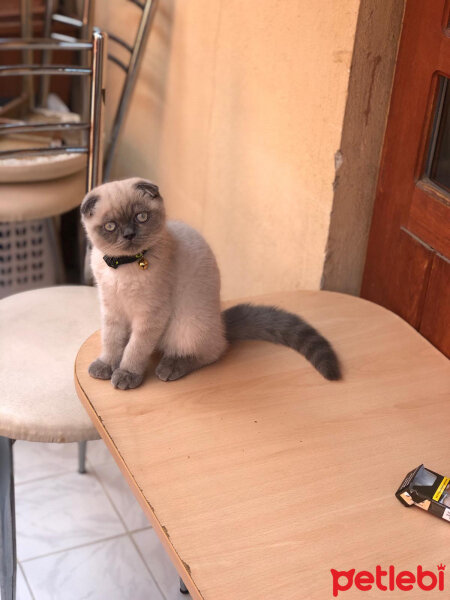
top-left (157, 308), bottom-right (228, 381)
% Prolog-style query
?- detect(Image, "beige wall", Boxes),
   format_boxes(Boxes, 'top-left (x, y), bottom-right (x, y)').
top-left (97, 0), bottom-right (390, 300)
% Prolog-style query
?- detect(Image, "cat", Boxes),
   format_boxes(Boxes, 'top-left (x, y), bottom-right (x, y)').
top-left (81, 177), bottom-right (341, 390)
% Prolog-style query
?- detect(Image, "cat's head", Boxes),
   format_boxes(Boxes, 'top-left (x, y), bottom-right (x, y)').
top-left (80, 177), bottom-right (166, 255)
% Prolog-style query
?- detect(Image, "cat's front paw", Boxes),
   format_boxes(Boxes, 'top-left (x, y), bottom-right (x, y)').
top-left (111, 368), bottom-right (143, 390)
top-left (89, 358), bottom-right (113, 380)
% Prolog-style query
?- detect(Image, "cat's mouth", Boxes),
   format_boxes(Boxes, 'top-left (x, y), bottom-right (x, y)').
top-left (106, 240), bottom-right (142, 256)
top-left (120, 239), bottom-right (141, 252)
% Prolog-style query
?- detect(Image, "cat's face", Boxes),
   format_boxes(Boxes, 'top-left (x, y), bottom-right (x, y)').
top-left (81, 177), bottom-right (166, 255)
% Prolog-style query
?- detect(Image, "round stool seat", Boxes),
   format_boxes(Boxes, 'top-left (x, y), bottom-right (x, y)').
top-left (0, 152), bottom-right (86, 184)
top-left (0, 135), bottom-right (87, 221)
top-left (0, 169), bottom-right (86, 221)
top-left (0, 285), bottom-right (101, 442)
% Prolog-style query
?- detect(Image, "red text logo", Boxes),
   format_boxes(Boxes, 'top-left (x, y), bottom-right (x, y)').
top-left (330, 565), bottom-right (445, 597)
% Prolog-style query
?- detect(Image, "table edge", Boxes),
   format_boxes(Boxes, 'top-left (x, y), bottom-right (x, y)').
top-left (74, 360), bottom-right (202, 600)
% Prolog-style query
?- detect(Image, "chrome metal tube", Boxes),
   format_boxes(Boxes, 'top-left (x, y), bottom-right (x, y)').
top-left (87, 29), bottom-right (107, 191)
top-left (79, 0), bottom-right (94, 122)
top-left (83, 27), bottom-right (107, 285)
top-left (50, 33), bottom-right (79, 43)
top-left (81, 0), bottom-right (94, 34)
top-left (0, 38), bottom-right (92, 50)
top-left (37, 0), bottom-right (54, 107)
top-left (0, 146), bottom-right (88, 158)
top-left (51, 14), bottom-right (83, 28)
top-left (0, 437), bottom-right (16, 600)
top-left (0, 122), bottom-right (90, 134)
top-left (0, 65), bottom-right (92, 76)
top-left (20, 0), bottom-right (34, 112)
top-left (78, 441), bottom-right (87, 474)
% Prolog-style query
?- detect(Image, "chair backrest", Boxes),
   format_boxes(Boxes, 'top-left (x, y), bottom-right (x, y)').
top-left (102, 0), bottom-right (158, 181)
top-left (0, 30), bottom-right (107, 193)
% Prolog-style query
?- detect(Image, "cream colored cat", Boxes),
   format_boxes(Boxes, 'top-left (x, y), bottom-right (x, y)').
top-left (81, 177), bottom-right (340, 390)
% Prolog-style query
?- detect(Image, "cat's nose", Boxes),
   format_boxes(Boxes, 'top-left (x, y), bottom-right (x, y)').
top-left (123, 227), bottom-right (136, 241)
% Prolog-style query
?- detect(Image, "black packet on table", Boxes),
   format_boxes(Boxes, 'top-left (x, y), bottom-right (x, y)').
top-left (396, 464), bottom-right (450, 522)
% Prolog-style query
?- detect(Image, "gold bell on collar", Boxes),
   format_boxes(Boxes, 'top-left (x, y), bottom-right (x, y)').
top-left (138, 256), bottom-right (149, 270)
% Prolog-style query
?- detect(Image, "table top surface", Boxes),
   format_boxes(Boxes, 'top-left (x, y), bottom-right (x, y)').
top-left (75, 290), bottom-right (450, 600)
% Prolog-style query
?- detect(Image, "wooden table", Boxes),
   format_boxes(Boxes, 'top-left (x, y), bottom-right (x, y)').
top-left (75, 291), bottom-right (450, 599)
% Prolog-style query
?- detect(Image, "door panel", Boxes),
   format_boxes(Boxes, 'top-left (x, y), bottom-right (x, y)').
top-left (408, 184), bottom-right (450, 256)
top-left (363, 229), bottom-right (434, 328)
top-left (362, 0), bottom-right (450, 357)
top-left (419, 254), bottom-right (450, 356)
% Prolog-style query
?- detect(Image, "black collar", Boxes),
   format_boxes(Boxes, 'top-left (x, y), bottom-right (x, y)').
top-left (103, 250), bottom-right (148, 269)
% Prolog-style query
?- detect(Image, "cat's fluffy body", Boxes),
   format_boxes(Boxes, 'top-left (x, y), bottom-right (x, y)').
top-left (91, 220), bottom-right (227, 363)
top-left (81, 177), bottom-right (341, 389)
top-left (83, 178), bottom-right (227, 389)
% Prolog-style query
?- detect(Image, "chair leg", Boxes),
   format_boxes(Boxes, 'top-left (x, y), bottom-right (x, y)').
top-left (78, 441), bottom-right (87, 474)
top-left (179, 577), bottom-right (189, 594)
top-left (0, 436), bottom-right (16, 600)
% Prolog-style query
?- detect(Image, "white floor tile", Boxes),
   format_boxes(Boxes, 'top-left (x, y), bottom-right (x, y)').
top-left (92, 458), bottom-right (150, 531)
top-left (14, 441), bottom-right (80, 485)
top-left (133, 529), bottom-right (191, 599)
top-left (16, 471), bottom-right (125, 561)
top-left (22, 535), bottom-right (165, 600)
top-left (17, 565), bottom-right (34, 600)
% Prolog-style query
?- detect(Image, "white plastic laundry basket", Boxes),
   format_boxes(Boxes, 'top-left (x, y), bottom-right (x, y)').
top-left (0, 219), bottom-right (57, 299)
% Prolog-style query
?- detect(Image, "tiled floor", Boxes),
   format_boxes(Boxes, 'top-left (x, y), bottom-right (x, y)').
top-left (13, 439), bottom-right (191, 600)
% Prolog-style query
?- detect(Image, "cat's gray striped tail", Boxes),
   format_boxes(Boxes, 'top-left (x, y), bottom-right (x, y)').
top-left (222, 304), bottom-right (341, 381)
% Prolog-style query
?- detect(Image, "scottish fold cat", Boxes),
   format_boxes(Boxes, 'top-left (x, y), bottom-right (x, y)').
top-left (81, 177), bottom-right (340, 390)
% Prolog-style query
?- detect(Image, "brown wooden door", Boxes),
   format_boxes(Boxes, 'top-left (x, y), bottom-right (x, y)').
top-left (361, 0), bottom-right (450, 357)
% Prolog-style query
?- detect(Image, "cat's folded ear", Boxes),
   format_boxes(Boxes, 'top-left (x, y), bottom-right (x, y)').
top-left (135, 180), bottom-right (161, 199)
top-left (80, 193), bottom-right (100, 218)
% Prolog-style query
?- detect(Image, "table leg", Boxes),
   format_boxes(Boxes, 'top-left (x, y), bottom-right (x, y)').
top-left (78, 441), bottom-right (87, 474)
top-left (179, 577), bottom-right (189, 594)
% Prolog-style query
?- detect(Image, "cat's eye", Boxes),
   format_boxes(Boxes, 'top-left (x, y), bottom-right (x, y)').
top-left (104, 222), bottom-right (116, 232)
top-left (136, 212), bottom-right (149, 223)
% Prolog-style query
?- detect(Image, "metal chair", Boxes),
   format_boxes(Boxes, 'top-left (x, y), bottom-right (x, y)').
top-left (25, 0), bottom-right (159, 283)
top-left (0, 30), bottom-right (106, 600)
top-left (0, 31), bottom-right (107, 293)
top-left (34, 0), bottom-right (159, 180)
top-left (0, 33), bottom-right (105, 184)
